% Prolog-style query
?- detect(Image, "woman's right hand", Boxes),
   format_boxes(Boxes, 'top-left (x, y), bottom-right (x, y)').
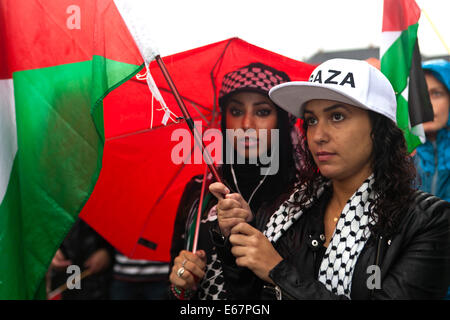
top-left (209, 182), bottom-right (254, 237)
top-left (169, 250), bottom-right (206, 291)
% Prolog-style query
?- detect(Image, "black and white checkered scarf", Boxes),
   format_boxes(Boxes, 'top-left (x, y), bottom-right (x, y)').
top-left (263, 174), bottom-right (376, 298)
top-left (318, 175), bottom-right (376, 298)
top-left (199, 174), bottom-right (375, 299)
top-left (198, 174), bottom-right (376, 299)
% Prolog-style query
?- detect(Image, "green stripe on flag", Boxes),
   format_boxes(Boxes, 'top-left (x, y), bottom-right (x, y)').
top-left (381, 23), bottom-right (423, 153)
top-left (0, 156), bottom-right (24, 298)
top-left (381, 23), bottom-right (418, 92)
top-left (0, 56), bottom-right (142, 299)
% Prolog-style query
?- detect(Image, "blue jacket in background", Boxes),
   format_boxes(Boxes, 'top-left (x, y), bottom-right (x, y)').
top-left (415, 59), bottom-right (450, 203)
top-left (414, 59), bottom-right (450, 300)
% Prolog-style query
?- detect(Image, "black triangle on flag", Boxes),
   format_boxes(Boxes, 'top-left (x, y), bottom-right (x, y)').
top-left (408, 40), bottom-right (434, 127)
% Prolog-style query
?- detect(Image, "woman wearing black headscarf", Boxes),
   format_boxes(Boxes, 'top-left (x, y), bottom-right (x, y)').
top-left (168, 63), bottom-right (303, 299)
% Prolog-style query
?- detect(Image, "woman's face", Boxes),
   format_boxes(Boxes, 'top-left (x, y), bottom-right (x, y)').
top-left (304, 99), bottom-right (373, 183)
top-left (422, 73), bottom-right (449, 133)
top-left (225, 91), bottom-right (278, 159)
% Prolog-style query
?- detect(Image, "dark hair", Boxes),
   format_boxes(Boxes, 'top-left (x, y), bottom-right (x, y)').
top-left (298, 110), bottom-right (417, 239)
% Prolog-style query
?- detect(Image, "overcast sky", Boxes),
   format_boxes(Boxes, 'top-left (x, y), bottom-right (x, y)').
top-left (143, 0), bottom-right (449, 61)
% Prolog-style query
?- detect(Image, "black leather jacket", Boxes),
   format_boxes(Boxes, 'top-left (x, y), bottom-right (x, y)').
top-left (214, 188), bottom-right (450, 300)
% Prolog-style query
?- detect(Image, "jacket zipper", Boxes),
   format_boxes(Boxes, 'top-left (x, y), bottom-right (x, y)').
top-left (375, 235), bottom-right (382, 267)
top-left (370, 235), bottom-right (383, 298)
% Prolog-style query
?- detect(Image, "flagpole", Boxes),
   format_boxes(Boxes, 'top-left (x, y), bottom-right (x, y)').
top-left (421, 9), bottom-right (450, 55)
top-left (154, 55), bottom-right (223, 184)
top-left (47, 269), bottom-right (92, 300)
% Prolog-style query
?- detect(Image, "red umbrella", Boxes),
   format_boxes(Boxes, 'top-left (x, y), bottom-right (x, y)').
top-left (79, 37), bottom-right (315, 262)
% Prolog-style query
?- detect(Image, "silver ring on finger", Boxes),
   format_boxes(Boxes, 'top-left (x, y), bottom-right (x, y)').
top-left (176, 267), bottom-right (185, 278)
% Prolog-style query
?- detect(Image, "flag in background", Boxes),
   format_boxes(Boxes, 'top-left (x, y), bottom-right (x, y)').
top-left (380, 0), bottom-right (434, 153)
top-left (0, 0), bottom-right (154, 299)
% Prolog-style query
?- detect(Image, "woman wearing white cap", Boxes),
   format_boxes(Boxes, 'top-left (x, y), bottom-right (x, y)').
top-left (210, 58), bottom-right (450, 299)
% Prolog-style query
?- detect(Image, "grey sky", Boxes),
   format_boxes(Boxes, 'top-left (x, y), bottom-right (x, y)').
top-left (144, 0), bottom-right (449, 61)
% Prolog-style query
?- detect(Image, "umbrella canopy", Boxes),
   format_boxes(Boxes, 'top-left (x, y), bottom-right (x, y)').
top-left (79, 37), bottom-right (315, 262)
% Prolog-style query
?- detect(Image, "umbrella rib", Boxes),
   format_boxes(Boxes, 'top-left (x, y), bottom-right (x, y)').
top-left (209, 38), bottom-right (236, 124)
top-left (158, 87), bottom-right (211, 112)
top-left (104, 114), bottom-right (212, 141)
top-left (190, 102), bottom-right (211, 126)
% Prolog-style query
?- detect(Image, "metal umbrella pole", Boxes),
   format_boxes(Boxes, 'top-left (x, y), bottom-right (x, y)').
top-left (155, 55), bottom-right (223, 184)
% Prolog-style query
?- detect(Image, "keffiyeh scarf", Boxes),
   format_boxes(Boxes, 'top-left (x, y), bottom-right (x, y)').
top-left (263, 174), bottom-right (376, 298)
top-left (200, 174), bottom-right (376, 299)
top-left (317, 175), bottom-right (376, 298)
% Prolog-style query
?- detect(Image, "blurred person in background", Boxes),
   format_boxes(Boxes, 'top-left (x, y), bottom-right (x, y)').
top-left (109, 250), bottom-right (169, 300)
top-left (49, 218), bottom-right (114, 300)
top-left (415, 59), bottom-right (450, 203)
top-left (414, 59), bottom-right (450, 299)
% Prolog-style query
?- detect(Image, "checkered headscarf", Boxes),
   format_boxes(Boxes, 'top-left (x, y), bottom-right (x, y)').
top-left (218, 63), bottom-right (290, 105)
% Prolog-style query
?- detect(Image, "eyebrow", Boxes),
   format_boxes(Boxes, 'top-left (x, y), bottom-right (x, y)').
top-left (255, 100), bottom-right (272, 105)
top-left (228, 98), bottom-right (243, 106)
top-left (429, 86), bottom-right (446, 92)
top-left (304, 103), bottom-right (351, 114)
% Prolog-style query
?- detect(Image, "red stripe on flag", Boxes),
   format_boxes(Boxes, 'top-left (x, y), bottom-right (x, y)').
top-left (0, 3), bottom-right (10, 78)
top-left (382, 0), bottom-right (421, 32)
top-left (0, 0), bottom-right (142, 74)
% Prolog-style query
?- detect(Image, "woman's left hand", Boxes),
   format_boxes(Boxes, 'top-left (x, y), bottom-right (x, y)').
top-left (229, 222), bottom-right (283, 284)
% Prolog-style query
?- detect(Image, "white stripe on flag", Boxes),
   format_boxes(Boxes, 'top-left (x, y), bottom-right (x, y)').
top-left (412, 124), bottom-right (426, 144)
top-left (0, 79), bottom-right (17, 203)
top-left (380, 31), bottom-right (402, 58)
top-left (399, 79), bottom-right (426, 144)
top-left (401, 78), bottom-right (410, 101)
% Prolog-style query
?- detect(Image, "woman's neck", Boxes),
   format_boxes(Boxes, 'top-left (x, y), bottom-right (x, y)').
top-left (330, 169), bottom-right (373, 210)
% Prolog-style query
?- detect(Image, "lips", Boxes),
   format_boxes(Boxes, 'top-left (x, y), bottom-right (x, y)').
top-left (316, 151), bottom-right (336, 161)
top-left (238, 137), bottom-right (258, 148)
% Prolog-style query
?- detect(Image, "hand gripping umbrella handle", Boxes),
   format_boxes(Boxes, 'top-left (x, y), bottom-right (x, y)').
top-left (154, 55), bottom-right (223, 184)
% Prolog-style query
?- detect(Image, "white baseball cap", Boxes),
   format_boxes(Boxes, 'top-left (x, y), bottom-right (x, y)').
top-left (269, 58), bottom-right (397, 123)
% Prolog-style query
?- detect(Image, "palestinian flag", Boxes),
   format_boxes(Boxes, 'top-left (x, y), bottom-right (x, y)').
top-left (380, 0), bottom-right (433, 153)
top-left (0, 0), bottom-right (154, 299)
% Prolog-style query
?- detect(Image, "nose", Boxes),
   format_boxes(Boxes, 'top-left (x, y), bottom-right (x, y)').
top-left (241, 112), bottom-right (255, 130)
top-left (310, 120), bottom-right (329, 145)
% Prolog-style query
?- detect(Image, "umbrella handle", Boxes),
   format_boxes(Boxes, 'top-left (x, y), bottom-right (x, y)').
top-left (154, 55), bottom-right (223, 184)
top-left (192, 165), bottom-right (209, 253)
